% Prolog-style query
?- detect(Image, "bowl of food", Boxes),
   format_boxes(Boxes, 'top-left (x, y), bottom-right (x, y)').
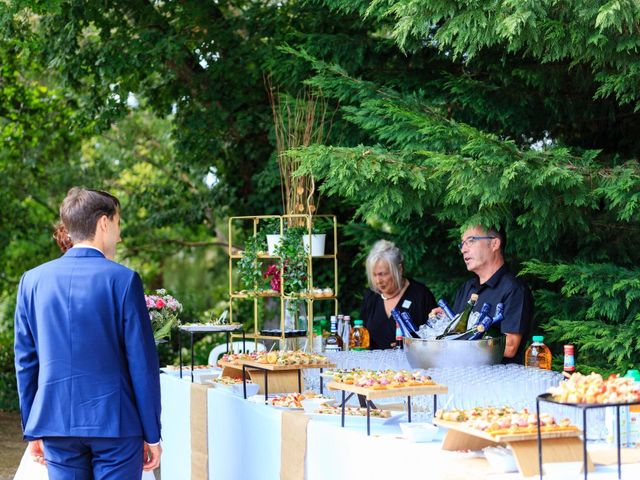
top-left (399, 422), bottom-right (439, 443)
top-left (403, 335), bottom-right (505, 369)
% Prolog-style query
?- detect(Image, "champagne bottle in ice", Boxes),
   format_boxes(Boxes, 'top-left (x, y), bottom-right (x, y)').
top-left (447, 302), bottom-right (492, 340)
top-left (468, 303), bottom-right (504, 340)
top-left (437, 293), bottom-right (478, 339)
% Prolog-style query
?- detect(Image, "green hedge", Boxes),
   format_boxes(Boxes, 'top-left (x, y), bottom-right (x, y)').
top-left (0, 331), bottom-right (18, 411)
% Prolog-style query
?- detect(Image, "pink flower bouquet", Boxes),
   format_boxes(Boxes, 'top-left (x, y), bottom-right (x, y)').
top-left (145, 288), bottom-right (183, 341)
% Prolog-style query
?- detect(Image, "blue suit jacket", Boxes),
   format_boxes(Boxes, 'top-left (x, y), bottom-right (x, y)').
top-left (14, 248), bottom-right (161, 443)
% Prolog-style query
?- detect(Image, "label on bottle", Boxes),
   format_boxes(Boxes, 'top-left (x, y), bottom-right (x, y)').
top-left (325, 344), bottom-right (341, 352)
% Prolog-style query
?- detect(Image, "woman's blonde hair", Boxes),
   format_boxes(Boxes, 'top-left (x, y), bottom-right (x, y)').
top-left (365, 240), bottom-right (404, 293)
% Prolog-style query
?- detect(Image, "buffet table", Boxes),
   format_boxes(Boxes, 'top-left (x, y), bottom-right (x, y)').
top-left (160, 373), bottom-right (640, 480)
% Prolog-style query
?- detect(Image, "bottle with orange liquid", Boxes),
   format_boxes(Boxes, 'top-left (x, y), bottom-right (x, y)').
top-left (349, 320), bottom-right (370, 351)
top-left (524, 335), bottom-right (552, 370)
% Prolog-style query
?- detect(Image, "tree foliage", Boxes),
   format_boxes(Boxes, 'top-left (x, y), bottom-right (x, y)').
top-left (288, 0), bottom-right (640, 373)
top-left (1, 0), bottom-right (639, 380)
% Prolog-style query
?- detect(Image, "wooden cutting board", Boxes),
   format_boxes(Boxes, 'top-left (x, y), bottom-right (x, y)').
top-left (326, 381), bottom-right (448, 399)
top-left (434, 418), bottom-right (581, 443)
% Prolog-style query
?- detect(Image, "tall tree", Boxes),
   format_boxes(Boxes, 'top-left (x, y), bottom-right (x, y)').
top-left (287, 0), bottom-right (640, 373)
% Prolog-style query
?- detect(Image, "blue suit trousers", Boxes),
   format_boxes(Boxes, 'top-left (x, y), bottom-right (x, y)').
top-left (43, 436), bottom-right (143, 480)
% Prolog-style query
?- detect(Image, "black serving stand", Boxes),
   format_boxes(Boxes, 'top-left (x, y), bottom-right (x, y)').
top-left (536, 393), bottom-right (640, 480)
top-left (177, 325), bottom-right (245, 382)
top-left (327, 381), bottom-right (448, 436)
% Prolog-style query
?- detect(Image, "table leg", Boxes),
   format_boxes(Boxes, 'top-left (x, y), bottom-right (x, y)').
top-left (536, 398), bottom-right (542, 480)
top-left (242, 330), bottom-right (246, 352)
top-left (225, 331), bottom-right (230, 354)
top-left (320, 368), bottom-right (324, 394)
top-left (242, 365), bottom-right (247, 399)
top-left (407, 396), bottom-right (412, 423)
top-left (341, 390), bottom-right (346, 427)
top-left (178, 330), bottom-right (183, 379)
top-left (367, 400), bottom-right (371, 436)
top-left (190, 332), bottom-right (195, 383)
top-left (583, 408), bottom-right (588, 480)
top-left (433, 395), bottom-right (437, 417)
top-left (264, 369), bottom-right (268, 403)
top-left (297, 369), bottom-right (302, 393)
top-left (616, 405), bottom-right (621, 480)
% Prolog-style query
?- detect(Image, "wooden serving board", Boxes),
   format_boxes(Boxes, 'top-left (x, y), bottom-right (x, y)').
top-left (217, 361), bottom-right (303, 394)
top-left (327, 381), bottom-right (448, 399)
top-left (234, 359), bottom-right (335, 371)
top-left (434, 418), bottom-right (581, 443)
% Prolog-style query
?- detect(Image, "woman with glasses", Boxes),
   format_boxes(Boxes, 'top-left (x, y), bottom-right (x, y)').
top-left (359, 240), bottom-right (437, 350)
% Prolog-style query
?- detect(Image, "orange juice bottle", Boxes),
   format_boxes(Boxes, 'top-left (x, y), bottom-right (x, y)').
top-left (524, 335), bottom-right (552, 370)
top-left (349, 320), bottom-right (370, 351)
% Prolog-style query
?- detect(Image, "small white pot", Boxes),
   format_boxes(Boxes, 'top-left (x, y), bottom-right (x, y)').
top-left (266, 234), bottom-right (282, 256)
top-left (302, 234), bottom-right (326, 256)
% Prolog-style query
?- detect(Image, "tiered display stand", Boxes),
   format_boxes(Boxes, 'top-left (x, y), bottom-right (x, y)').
top-left (434, 417), bottom-right (590, 478)
top-left (228, 214), bottom-right (338, 347)
top-left (328, 381), bottom-right (448, 436)
top-left (537, 393), bottom-right (640, 480)
top-left (218, 359), bottom-right (335, 401)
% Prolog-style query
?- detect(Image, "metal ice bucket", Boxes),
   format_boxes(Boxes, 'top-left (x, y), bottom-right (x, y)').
top-left (404, 335), bottom-right (506, 369)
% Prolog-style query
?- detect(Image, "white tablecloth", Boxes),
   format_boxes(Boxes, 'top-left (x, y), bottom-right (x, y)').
top-left (160, 374), bottom-right (640, 480)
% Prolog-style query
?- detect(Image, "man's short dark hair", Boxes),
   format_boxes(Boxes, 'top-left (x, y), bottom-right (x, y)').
top-left (486, 226), bottom-right (506, 255)
top-left (60, 187), bottom-right (120, 242)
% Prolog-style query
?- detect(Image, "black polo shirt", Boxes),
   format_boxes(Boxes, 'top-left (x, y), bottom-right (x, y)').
top-left (453, 264), bottom-right (534, 364)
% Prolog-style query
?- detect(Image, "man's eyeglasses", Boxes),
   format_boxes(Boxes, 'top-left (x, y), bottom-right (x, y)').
top-left (459, 236), bottom-right (496, 249)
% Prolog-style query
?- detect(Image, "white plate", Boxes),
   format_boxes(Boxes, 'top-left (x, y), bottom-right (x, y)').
top-left (160, 366), bottom-right (221, 376)
top-left (179, 324), bottom-right (242, 332)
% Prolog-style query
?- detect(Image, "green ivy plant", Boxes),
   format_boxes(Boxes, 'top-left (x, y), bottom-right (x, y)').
top-left (237, 235), bottom-right (267, 294)
top-left (275, 226), bottom-right (308, 314)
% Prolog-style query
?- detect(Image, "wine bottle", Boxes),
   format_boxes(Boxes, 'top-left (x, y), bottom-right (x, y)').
top-left (437, 298), bottom-right (456, 321)
top-left (399, 311), bottom-right (421, 338)
top-left (447, 303), bottom-right (492, 340)
top-left (437, 293), bottom-right (478, 339)
top-left (469, 303), bottom-right (504, 340)
top-left (390, 308), bottom-right (405, 349)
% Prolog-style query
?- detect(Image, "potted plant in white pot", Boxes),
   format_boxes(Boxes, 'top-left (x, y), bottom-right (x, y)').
top-left (261, 217), bottom-right (282, 256)
top-left (303, 217), bottom-right (332, 257)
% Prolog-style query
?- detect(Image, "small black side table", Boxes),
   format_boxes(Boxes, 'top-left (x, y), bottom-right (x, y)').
top-left (536, 393), bottom-right (640, 480)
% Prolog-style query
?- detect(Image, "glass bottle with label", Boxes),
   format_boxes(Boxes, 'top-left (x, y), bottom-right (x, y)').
top-left (563, 344), bottom-right (575, 373)
top-left (524, 335), bottom-right (552, 370)
top-left (324, 316), bottom-right (343, 352)
top-left (437, 293), bottom-right (478, 339)
top-left (349, 320), bottom-right (370, 351)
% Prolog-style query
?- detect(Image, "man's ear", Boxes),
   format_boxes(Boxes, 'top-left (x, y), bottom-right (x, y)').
top-left (97, 215), bottom-right (109, 233)
top-left (491, 237), bottom-right (501, 253)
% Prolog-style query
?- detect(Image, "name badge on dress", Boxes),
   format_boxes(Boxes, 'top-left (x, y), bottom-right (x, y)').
top-left (402, 300), bottom-right (412, 309)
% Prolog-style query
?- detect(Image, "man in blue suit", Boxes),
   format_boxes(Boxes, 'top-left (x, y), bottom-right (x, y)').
top-left (14, 187), bottom-right (162, 479)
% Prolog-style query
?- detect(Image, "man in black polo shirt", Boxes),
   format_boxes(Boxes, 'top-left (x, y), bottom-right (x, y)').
top-left (449, 225), bottom-right (534, 364)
